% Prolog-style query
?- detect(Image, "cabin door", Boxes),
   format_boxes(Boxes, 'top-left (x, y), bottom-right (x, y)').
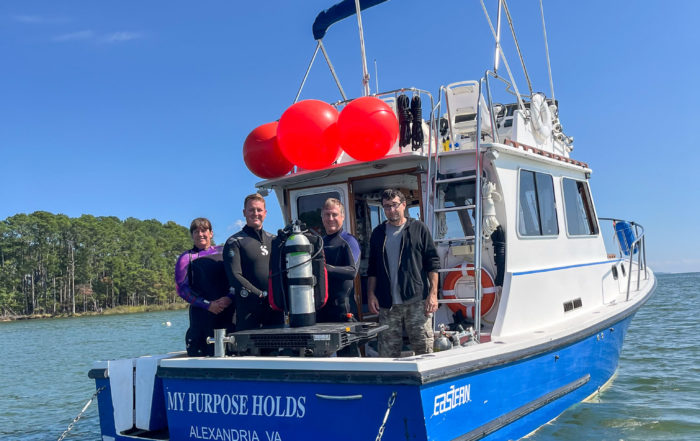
top-left (349, 171), bottom-right (425, 321)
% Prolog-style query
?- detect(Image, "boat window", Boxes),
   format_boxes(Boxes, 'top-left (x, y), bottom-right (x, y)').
top-left (435, 180), bottom-right (476, 240)
top-left (562, 178), bottom-right (599, 236)
top-left (367, 202), bottom-right (385, 232)
top-left (518, 170), bottom-right (558, 236)
top-left (296, 191), bottom-right (341, 235)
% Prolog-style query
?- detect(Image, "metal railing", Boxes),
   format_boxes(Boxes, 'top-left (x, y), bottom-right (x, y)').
top-left (599, 217), bottom-right (648, 300)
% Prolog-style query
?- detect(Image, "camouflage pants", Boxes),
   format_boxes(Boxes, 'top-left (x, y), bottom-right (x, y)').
top-left (378, 297), bottom-right (433, 358)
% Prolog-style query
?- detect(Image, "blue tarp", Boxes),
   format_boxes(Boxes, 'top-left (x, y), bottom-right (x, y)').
top-left (312, 0), bottom-right (390, 40)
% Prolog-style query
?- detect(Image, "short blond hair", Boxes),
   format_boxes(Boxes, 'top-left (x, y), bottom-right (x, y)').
top-left (322, 198), bottom-right (345, 216)
top-left (243, 193), bottom-right (266, 209)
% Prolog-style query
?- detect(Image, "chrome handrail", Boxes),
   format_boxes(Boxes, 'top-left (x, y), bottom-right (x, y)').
top-left (598, 217), bottom-right (648, 301)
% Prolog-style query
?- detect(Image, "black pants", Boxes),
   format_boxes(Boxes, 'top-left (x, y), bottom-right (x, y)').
top-left (235, 295), bottom-right (284, 331)
top-left (185, 305), bottom-right (235, 356)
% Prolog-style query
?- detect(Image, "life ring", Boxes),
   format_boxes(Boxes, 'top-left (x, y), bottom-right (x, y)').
top-left (442, 263), bottom-right (496, 319)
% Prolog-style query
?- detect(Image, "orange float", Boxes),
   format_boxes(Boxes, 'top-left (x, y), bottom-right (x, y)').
top-left (442, 263), bottom-right (496, 319)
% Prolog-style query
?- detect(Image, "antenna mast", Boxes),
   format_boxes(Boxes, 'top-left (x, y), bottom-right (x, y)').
top-left (355, 0), bottom-right (371, 96)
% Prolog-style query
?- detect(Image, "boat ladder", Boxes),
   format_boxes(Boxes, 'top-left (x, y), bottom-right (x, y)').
top-left (428, 78), bottom-right (491, 342)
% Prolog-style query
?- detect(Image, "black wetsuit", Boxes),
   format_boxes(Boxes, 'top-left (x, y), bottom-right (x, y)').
top-left (317, 228), bottom-right (361, 322)
top-left (223, 225), bottom-right (283, 331)
top-left (318, 228), bottom-right (361, 357)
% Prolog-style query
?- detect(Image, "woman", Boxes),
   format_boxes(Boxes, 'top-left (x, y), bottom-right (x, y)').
top-left (175, 218), bottom-right (235, 356)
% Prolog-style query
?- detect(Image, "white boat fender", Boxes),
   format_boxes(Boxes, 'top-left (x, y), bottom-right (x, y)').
top-left (529, 92), bottom-right (553, 143)
top-left (482, 180), bottom-right (502, 239)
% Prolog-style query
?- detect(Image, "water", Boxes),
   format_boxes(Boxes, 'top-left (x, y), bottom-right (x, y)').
top-left (1, 273), bottom-right (698, 440)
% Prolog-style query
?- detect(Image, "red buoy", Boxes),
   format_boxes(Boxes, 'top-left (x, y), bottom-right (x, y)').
top-left (243, 122), bottom-right (293, 179)
top-left (277, 100), bottom-right (341, 170)
top-left (338, 96), bottom-right (399, 161)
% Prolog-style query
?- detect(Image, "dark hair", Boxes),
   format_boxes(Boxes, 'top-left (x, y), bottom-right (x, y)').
top-left (189, 217), bottom-right (212, 234)
top-left (381, 189), bottom-right (406, 204)
top-left (244, 193), bottom-right (266, 209)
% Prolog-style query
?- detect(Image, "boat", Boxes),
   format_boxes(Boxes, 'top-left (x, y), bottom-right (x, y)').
top-left (88, 1), bottom-right (656, 440)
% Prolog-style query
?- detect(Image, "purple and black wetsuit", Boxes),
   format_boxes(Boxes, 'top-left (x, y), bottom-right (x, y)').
top-left (175, 245), bottom-right (234, 356)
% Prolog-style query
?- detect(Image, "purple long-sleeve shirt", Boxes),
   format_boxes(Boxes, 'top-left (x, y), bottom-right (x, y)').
top-left (175, 245), bottom-right (230, 310)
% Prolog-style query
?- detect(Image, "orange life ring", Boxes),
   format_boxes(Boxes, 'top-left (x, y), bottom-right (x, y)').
top-left (442, 263), bottom-right (496, 319)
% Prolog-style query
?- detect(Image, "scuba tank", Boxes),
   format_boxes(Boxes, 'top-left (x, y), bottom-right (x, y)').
top-left (286, 223), bottom-right (316, 327)
top-left (268, 220), bottom-right (328, 327)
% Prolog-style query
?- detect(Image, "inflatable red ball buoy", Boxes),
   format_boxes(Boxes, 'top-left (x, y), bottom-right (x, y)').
top-left (338, 96), bottom-right (399, 161)
top-left (277, 100), bottom-right (341, 170)
top-left (243, 122), bottom-right (293, 179)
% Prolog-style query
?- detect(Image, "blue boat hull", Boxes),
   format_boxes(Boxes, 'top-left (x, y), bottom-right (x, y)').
top-left (91, 313), bottom-right (635, 441)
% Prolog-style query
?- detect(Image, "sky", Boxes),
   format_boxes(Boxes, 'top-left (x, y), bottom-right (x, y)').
top-left (1, 0), bottom-right (698, 274)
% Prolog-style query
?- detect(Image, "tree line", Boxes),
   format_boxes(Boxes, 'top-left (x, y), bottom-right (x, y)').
top-left (0, 211), bottom-right (193, 317)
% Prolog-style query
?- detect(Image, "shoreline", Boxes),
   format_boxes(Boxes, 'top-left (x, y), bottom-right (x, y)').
top-left (0, 302), bottom-right (188, 322)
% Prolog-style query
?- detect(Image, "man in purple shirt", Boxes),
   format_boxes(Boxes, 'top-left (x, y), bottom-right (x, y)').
top-left (175, 218), bottom-right (235, 356)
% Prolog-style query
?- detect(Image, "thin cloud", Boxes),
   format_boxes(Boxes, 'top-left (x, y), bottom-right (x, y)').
top-left (12, 15), bottom-right (69, 24)
top-left (52, 30), bottom-right (94, 42)
top-left (100, 31), bottom-right (144, 44)
top-left (51, 30), bottom-right (144, 44)
top-left (228, 220), bottom-right (245, 232)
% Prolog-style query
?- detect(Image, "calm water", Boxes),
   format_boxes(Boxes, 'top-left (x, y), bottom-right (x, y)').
top-left (0, 273), bottom-right (698, 441)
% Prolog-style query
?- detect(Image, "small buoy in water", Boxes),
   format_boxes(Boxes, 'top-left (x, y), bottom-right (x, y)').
top-left (163, 321), bottom-right (172, 327)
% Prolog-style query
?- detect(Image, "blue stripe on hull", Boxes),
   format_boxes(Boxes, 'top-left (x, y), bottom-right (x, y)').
top-left (422, 314), bottom-right (633, 441)
top-left (93, 314), bottom-right (634, 440)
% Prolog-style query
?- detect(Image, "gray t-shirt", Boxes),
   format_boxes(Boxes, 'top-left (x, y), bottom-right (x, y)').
top-left (385, 221), bottom-right (406, 305)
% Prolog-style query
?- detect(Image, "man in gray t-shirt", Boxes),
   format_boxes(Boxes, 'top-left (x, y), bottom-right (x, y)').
top-left (385, 222), bottom-right (405, 306)
top-left (367, 189), bottom-right (439, 357)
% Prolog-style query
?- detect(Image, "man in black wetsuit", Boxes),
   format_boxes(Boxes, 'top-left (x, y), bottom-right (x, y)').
top-left (318, 198), bottom-right (362, 356)
top-left (318, 198), bottom-right (361, 322)
top-left (223, 193), bottom-right (283, 331)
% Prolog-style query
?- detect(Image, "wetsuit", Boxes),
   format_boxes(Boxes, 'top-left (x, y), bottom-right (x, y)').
top-left (223, 225), bottom-right (283, 331)
top-left (318, 228), bottom-right (361, 357)
top-left (175, 245), bottom-right (235, 356)
top-left (317, 228), bottom-right (361, 322)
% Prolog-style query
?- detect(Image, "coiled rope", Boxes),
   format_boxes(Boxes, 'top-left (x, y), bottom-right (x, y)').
top-left (410, 95), bottom-right (423, 150)
top-left (397, 94), bottom-right (412, 148)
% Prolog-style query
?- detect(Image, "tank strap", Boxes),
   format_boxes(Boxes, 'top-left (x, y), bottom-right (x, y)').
top-left (286, 244), bottom-right (313, 253)
top-left (287, 276), bottom-right (316, 286)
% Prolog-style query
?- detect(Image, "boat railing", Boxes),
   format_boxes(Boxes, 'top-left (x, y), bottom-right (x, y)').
top-left (599, 217), bottom-right (649, 300)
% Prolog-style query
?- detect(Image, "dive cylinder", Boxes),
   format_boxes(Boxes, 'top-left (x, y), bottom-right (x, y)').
top-left (286, 223), bottom-right (316, 327)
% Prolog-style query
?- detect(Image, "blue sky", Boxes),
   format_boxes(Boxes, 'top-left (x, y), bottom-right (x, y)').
top-left (1, 1), bottom-right (698, 274)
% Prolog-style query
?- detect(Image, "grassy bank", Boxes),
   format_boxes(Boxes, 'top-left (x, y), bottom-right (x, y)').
top-left (0, 302), bottom-right (188, 322)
